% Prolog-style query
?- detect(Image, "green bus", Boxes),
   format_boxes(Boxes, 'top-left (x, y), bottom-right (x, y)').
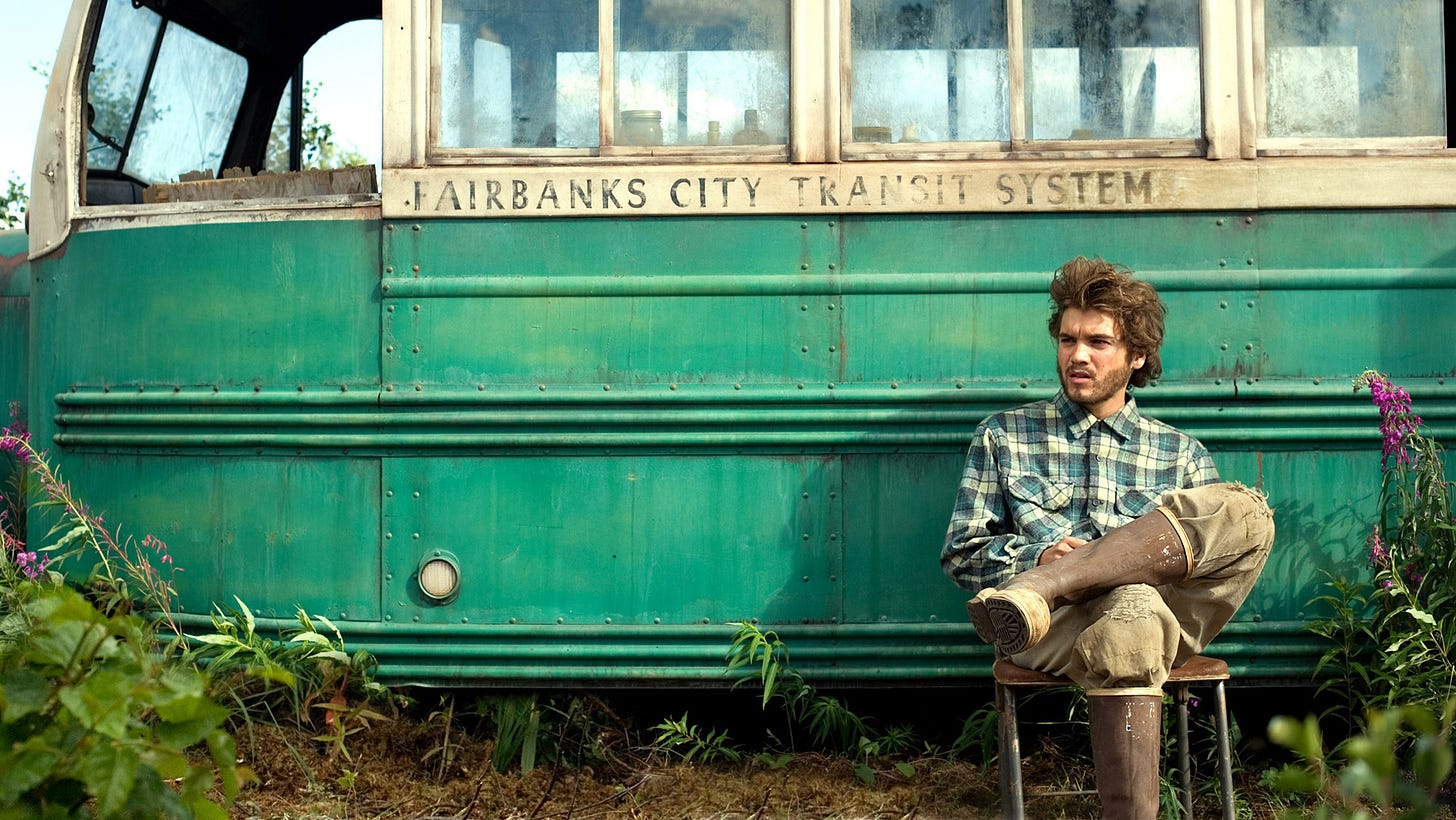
top-left (3, 0), bottom-right (1452, 685)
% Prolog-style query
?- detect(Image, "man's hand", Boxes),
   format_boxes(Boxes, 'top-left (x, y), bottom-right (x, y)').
top-left (1038, 536), bottom-right (1088, 565)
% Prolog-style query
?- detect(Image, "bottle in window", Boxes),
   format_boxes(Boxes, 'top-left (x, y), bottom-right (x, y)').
top-left (733, 109), bottom-right (768, 145)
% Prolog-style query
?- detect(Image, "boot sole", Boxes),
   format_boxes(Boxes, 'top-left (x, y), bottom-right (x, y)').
top-left (966, 589), bottom-right (997, 645)
top-left (983, 588), bottom-right (1050, 656)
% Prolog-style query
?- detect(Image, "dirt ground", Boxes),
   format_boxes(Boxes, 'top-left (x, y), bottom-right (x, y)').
top-left (229, 719), bottom-right (1094, 819)
top-left (221, 687), bottom-right (1283, 819)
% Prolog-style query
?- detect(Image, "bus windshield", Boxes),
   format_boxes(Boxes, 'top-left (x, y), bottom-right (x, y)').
top-left (85, 0), bottom-right (248, 186)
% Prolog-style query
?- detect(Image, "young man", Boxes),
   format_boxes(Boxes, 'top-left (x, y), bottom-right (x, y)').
top-left (942, 256), bottom-right (1274, 819)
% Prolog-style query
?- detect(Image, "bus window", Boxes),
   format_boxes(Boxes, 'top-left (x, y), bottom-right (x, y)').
top-left (84, 0), bottom-right (248, 188)
top-left (434, 0), bottom-right (789, 154)
top-left (265, 20), bottom-right (383, 172)
top-left (848, 0), bottom-right (1200, 151)
top-left (1262, 0), bottom-right (1445, 145)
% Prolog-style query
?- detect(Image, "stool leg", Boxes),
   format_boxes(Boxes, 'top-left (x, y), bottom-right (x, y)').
top-left (1214, 680), bottom-right (1235, 820)
top-left (997, 682), bottom-right (1025, 820)
top-left (1176, 683), bottom-right (1193, 819)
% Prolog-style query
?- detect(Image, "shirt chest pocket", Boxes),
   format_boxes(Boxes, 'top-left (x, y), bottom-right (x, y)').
top-left (1115, 488), bottom-right (1164, 518)
top-left (1005, 475), bottom-right (1074, 538)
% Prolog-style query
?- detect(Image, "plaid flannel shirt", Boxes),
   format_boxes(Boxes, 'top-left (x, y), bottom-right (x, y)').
top-left (942, 392), bottom-right (1219, 593)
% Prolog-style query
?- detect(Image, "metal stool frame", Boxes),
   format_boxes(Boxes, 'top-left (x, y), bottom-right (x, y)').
top-left (993, 655), bottom-right (1236, 820)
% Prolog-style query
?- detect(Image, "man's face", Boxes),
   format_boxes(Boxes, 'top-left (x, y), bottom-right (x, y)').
top-left (1056, 307), bottom-right (1146, 419)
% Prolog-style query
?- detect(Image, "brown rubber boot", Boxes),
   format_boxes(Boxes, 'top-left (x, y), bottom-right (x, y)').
top-left (1087, 689), bottom-right (1164, 820)
top-left (966, 506), bottom-right (1196, 655)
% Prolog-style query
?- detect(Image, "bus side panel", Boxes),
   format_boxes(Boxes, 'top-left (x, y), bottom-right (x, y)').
top-left (61, 455), bottom-right (382, 620)
top-left (33, 220), bottom-right (380, 387)
top-left (383, 454), bottom-right (839, 625)
top-left (30, 218), bottom-right (383, 621)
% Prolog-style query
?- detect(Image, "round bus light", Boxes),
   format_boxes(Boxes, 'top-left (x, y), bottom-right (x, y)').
top-left (417, 552), bottom-right (460, 602)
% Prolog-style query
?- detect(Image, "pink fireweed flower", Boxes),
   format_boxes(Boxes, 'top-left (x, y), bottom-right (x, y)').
top-left (0, 427), bottom-right (30, 464)
top-left (1368, 527), bottom-right (1389, 567)
top-left (14, 549), bottom-right (49, 581)
top-left (1354, 370), bottom-right (1423, 467)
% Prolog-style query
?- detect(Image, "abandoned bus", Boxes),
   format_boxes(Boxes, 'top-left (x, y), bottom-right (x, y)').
top-left (3, 0), bottom-right (1452, 685)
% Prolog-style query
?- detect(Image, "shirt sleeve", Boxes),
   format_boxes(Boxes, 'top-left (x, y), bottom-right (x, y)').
top-left (941, 422), bottom-right (1052, 594)
top-left (1183, 437), bottom-right (1221, 487)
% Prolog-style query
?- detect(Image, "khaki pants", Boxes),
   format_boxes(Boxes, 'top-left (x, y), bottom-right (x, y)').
top-left (1011, 482), bottom-right (1275, 689)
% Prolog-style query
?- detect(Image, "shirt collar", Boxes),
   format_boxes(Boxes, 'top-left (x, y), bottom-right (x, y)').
top-left (1054, 391), bottom-right (1142, 441)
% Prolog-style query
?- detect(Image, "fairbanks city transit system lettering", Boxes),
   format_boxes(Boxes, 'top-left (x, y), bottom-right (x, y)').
top-left (409, 169), bottom-right (1156, 214)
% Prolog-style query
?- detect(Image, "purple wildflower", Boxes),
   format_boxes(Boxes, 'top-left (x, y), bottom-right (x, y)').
top-left (14, 550), bottom-right (49, 581)
top-left (0, 427), bottom-right (30, 464)
top-left (1368, 527), bottom-right (1389, 567)
top-left (1188, 696), bottom-right (1200, 710)
top-left (1354, 371), bottom-right (1422, 467)
top-left (1382, 579), bottom-right (1394, 589)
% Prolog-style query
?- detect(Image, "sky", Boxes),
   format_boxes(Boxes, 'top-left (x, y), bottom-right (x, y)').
top-left (0, 3), bottom-right (381, 191)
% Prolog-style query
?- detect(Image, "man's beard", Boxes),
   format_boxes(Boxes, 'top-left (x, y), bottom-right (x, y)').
top-left (1059, 359), bottom-right (1134, 411)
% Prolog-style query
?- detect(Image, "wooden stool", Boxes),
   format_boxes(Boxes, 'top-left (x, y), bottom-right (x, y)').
top-left (993, 655), bottom-right (1235, 820)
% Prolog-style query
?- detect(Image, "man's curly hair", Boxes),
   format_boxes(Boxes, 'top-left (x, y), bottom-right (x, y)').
top-left (1047, 256), bottom-right (1166, 388)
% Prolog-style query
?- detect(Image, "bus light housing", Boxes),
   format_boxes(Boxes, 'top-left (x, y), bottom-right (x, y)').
top-left (417, 551), bottom-right (461, 603)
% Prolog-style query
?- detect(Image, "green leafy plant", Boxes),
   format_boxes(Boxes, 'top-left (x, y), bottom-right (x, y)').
top-left (0, 584), bottom-right (246, 818)
top-left (725, 621), bottom-right (923, 785)
top-left (422, 695), bottom-right (460, 782)
top-left (1278, 371), bottom-right (1456, 816)
top-left (186, 599), bottom-right (392, 763)
top-left (1314, 371), bottom-right (1456, 714)
top-left (652, 712), bottom-right (742, 763)
top-left (1, 425), bottom-right (247, 817)
top-left (486, 693), bottom-right (541, 774)
top-left (1267, 699), bottom-right (1455, 819)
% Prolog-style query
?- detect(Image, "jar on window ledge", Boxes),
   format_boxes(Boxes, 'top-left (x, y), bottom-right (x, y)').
top-left (620, 110), bottom-right (663, 146)
top-left (732, 109), bottom-right (769, 145)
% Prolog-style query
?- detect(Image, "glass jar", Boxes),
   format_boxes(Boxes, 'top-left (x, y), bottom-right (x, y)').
top-left (620, 109), bottom-right (663, 146)
top-left (733, 109), bottom-right (769, 145)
